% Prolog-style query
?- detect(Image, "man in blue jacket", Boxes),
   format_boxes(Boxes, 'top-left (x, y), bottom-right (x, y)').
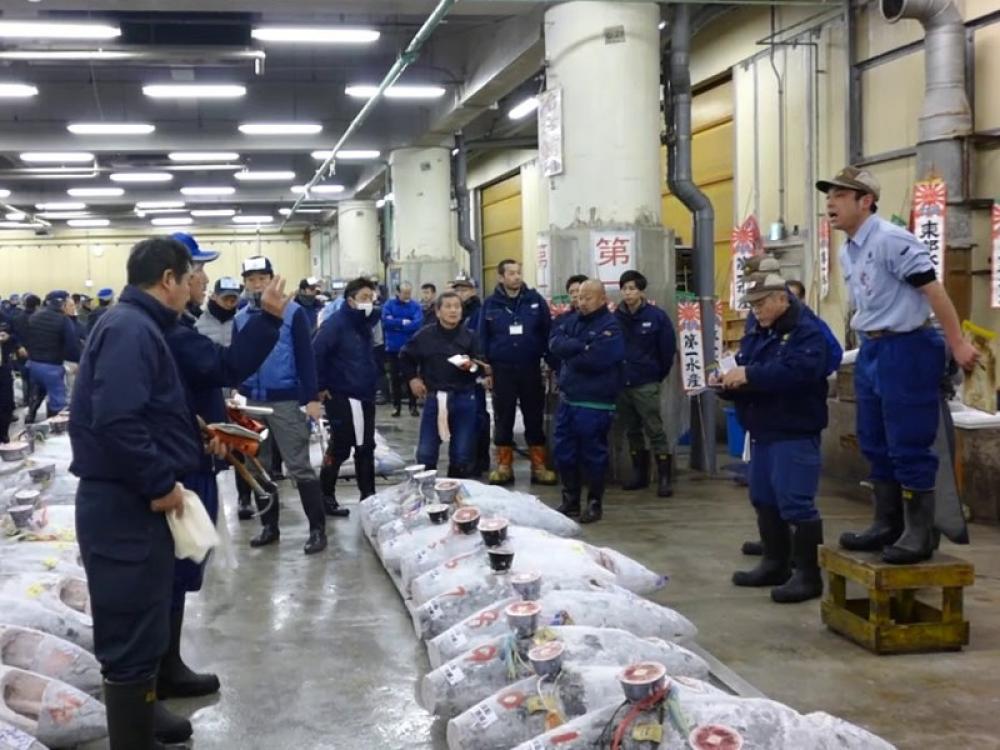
top-left (70, 236), bottom-right (203, 749)
top-left (314, 277), bottom-right (381, 511)
top-left (25, 290), bottom-right (81, 420)
top-left (718, 264), bottom-right (829, 604)
top-left (614, 270), bottom-right (677, 498)
top-left (454, 276), bottom-right (489, 474)
top-left (479, 259), bottom-right (557, 485)
top-left (549, 280), bottom-right (625, 523)
top-left (236, 256), bottom-right (328, 555)
top-left (382, 281), bottom-right (423, 417)
top-left (159, 234), bottom-right (286, 724)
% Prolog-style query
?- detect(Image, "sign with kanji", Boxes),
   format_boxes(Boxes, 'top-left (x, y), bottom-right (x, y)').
top-left (730, 215), bottom-right (763, 310)
top-left (536, 232), bottom-right (551, 298)
top-left (677, 297), bottom-right (706, 392)
top-left (538, 88), bottom-right (564, 178)
top-left (912, 178), bottom-right (947, 282)
top-left (819, 217), bottom-right (831, 300)
top-left (714, 300), bottom-right (724, 365)
top-left (992, 204), bottom-right (1000, 309)
top-left (591, 231), bottom-right (636, 287)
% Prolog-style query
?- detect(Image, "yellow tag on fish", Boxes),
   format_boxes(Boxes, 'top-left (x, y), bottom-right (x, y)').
top-left (525, 696), bottom-right (547, 714)
top-left (632, 724), bottom-right (663, 743)
top-left (26, 582), bottom-right (46, 598)
top-left (43, 557), bottom-right (58, 570)
top-left (544, 711), bottom-right (564, 731)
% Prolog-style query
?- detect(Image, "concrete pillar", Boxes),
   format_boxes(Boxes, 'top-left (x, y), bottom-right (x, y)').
top-left (389, 146), bottom-right (457, 288)
top-left (337, 199), bottom-right (380, 279)
top-left (544, 1), bottom-right (663, 228)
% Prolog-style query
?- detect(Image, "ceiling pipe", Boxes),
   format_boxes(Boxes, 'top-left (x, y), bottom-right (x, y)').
top-left (282, 0), bottom-right (459, 229)
top-left (665, 3), bottom-right (717, 476)
top-left (451, 132), bottom-right (482, 282)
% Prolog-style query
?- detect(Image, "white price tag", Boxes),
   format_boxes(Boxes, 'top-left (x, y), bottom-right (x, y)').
top-left (473, 703), bottom-right (498, 729)
top-left (443, 664), bottom-right (466, 686)
top-left (448, 629), bottom-right (468, 649)
top-left (720, 354), bottom-right (738, 375)
top-left (509, 324), bottom-right (524, 336)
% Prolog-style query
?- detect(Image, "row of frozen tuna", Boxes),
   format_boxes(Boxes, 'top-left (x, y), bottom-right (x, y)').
top-left (1, 430), bottom-right (108, 750)
top-left (359, 467), bottom-right (895, 750)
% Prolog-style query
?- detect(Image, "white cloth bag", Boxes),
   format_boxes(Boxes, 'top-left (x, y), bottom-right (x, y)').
top-left (166, 489), bottom-right (220, 564)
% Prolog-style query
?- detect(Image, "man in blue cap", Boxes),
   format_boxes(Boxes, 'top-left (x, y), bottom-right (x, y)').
top-left (26, 290), bottom-right (81, 420)
top-left (169, 233), bottom-right (218, 318)
top-left (86, 287), bottom-right (116, 336)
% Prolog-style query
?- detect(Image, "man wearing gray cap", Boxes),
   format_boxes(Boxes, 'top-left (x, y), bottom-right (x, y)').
top-left (196, 276), bottom-right (243, 347)
top-left (818, 166), bottom-right (976, 565)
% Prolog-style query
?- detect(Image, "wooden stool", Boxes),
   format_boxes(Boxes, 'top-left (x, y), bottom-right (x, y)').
top-left (819, 545), bottom-right (974, 654)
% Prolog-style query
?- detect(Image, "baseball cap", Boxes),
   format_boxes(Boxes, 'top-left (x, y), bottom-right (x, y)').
top-left (96, 287), bottom-right (114, 301)
top-left (299, 276), bottom-right (321, 291)
top-left (242, 255), bottom-right (274, 277)
top-left (815, 166), bottom-right (881, 201)
top-left (743, 259), bottom-right (788, 304)
top-left (171, 232), bottom-right (220, 263)
top-left (214, 277), bottom-right (242, 297)
top-left (451, 275), bottom-right (475, 289)
top-left (45, 289), bottom-right (70, 305)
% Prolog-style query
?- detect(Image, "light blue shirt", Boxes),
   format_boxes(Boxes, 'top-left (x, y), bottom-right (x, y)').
top-left (317, 295), bottom-right (344, 327)
top-left (839, 215), bottom-right (934, 333)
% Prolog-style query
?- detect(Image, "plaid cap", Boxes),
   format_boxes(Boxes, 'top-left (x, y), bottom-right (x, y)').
top-left (816, 166), bottom-right (881, 201)
top-left (743, 259), bottom-right (787, 304)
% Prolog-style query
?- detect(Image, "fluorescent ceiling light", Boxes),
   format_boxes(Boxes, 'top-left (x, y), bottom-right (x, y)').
top-left (0, 221), bottom-right (43, 229)
top-left (658, 20), bottom-right (667, 30)
top-left (384, 193), bottom-right (394, 202)
top-left (279, 207), bottom-right (325, 216)
top-left (0, 189), bottom-right (9, 199)
top-left (38, 211), bottom-right (90, 219)
top-left (508, 96), bottom-right (539, 120)
top-left (190, 209), bottom-right (235, 217)
top-left (239, 122), bottom-right (322, 135)
top-left (251, 27), bottom-right (379, 44)
top-left (136, 200), bottom-right (184, 209)
top-left (68, 122), bottom-right (155, 135)
top-left (5, 212), bottom-right (26, 220)
top-left (34, 172), bottom-right (98, 180)
top-left (345, 84), bottom-right (445, 100)
top-left (0, 21), bottom-right (121, 40)
top-left (169, 164), bottom-right (243, 172)
top-left (0, 83), bottom-right (38, 98)
top-left (235, 170), bottom-right (296, 182)
top-left (151, 217), bottom-right (193, 227)
top-left (20, 152), bottom-right (94, 163)
top-left (67, 187), bottom-right (124, 197)
top-left (136, 207), bottom-right (187, 215)
top-left (181, 186), bottom-right (236, 196)
top-left (291, 184), bottom-right (344, 195)
top-left (168, 152), bottom-right (240, 162)
top-left (36, 201), bottom-right (86, 211)
top-left (233, 215), bottom-right (274, 224)
top-left (110, 172), bottom-right (172, 183)
top-left (375, 199), bottom-right (386, 209)
top-left (0, 50), bottom-right (133, 62)
top-left (311, 149), bottom-right (381, 161)
top-left (143, 84), bottom-right (247, 100)
top-left (68, 218), bottom-right (110, 228)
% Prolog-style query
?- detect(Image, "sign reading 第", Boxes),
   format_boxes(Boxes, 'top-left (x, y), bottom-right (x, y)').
top-left (677, 297), bottom-right (706, 392)
top-left (730, 215), bottom-right (763, 311)
top-left (992, 204), bottom-right (1000, 309)
top-left (819, 217), bottom-right (831, 300)
top-left (912, 178), bottom-right (947, 282)
top-left (536, 232), bottom-right (551, 299)
top-left (538, 88), bottom-right (564, 178)
top-left (592, 231), bottom-right (636, 287)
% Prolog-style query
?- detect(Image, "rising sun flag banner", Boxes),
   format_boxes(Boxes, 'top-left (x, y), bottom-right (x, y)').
top-left (677, 295), bottom-right (706, 392)
top-left (992, 203), bottom-right (1000, 309)
top-left (730, 215), bottom-right (763, 311)
top-left (912, 178), bottom-right (947, 283)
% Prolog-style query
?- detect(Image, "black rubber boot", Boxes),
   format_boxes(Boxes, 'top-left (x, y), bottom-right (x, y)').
top-left (882, 489), bottom-right (936, 564)
top-left (320, 463), bottom-right (350, 517)
top-left (250, 488), bottom-right (280, 547)
top-left (621, 449), bottom-right (650, 491)
top-left (655, 453), bottom-right (673, 498)
top-left (355, 448), bottom-right (376, 501)
top-left (391, 406), bottom-right (401, 417)
top-left (299, 480), bottom-right (328, 554)
top-left (580, 476), bottom-right (605, 524)
top-left (158, 602), bottom-right (220, 699)
top-left (0, 415), bottom-right (11, 444)
top-left (103, 676), bottom-right (159, 750)
top-left (556, 468), bottom-right (582, 518)
top-left (771, 519), bottom-right (824, 603)
top-left (153, 699), bottom-right (193, 744)
top-left (741, 540), bottom-right (763, 556)
top-left (839, 481), bottom-right (903, 552)
top-left (732, 506), bottom-right (792, 587)
top-left (409, 405), bottom-right (420, 417)
top-left (237, 494), bottom-right (254, 521)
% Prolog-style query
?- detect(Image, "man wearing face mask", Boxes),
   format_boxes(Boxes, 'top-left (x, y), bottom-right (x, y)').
top-left (296, 277), bottom-right (325, 331)
top-left (236, 256), bottom-right (329, 555)
top-left (314, 277), bottom-right (381, 511)
top-left (196, 277), bottom-right (243, 347)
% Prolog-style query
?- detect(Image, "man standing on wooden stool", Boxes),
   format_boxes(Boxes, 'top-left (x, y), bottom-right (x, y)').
top-left (818, 167), bottom-right (977, 565)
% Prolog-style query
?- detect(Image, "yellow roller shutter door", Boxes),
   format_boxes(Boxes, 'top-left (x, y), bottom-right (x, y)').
top-left (481, 172), bottom-right (523, 288)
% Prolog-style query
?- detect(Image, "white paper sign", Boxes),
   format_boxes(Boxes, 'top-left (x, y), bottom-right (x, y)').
top-left (992, 205), bottom-right (1000, 309)
top-left (536, 232), bottom-right (551, 298)
top-left (591, 230), bottom-right (636, 288)
top-left (819, 217), bottom-right (831, 300)
top-left (677, 299), bottom-right (706, 392)
top-left (538, 89), bottom-right (564, 178)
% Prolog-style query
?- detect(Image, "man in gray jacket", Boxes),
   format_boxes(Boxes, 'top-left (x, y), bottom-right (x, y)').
top-left (195, 276), bottom-right (242, 346)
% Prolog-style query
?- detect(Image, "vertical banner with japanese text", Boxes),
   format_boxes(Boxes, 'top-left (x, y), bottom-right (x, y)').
top-left (715, 300), bottom-right (724, 364)
top-left (538, 88), bottom-right (564, 178)
top-left (677, 296), bottom-right (706, 392)
top-left (730, 215), bottom-right (763, 311)
top-left (912, 178), bottom-right (947, 282)
top-left (592, 230), bottom-right (636, 288)
top-left (819, 217), bottom-right (831, 300)
top-left (536, 232), bottom-right (552, 300)
top-left (992, 204), bottom-right (1000, 309)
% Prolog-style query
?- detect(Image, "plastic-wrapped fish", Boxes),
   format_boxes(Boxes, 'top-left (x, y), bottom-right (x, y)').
top-left (0, 718), bottom-right (49, 750)
top-left (0, 547), bottom-right (85, 579)
top-left (419, 626), bottom-right (709, 718)
top-left (447, 668), bottom-right (726, 750)
top-left (0, 598), bottom-right (92, 650)
top-left (0, 575), bottom-right (91, 622)
top-left (0, 626), bottom-right (101, 696)
top-left (0, 667), bottom-right (106, 748)
top-left (428, 589), bottom-right (697, 668)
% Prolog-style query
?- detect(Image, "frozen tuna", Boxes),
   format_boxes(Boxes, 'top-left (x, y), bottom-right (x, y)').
top-left (0, 626), bottom-right (101, 695)
top-left (0, 718), bottom-right (49, 750)
top-left (0, 667), bottom-right (106, 748)
top-left (0, 597), bottom-right (93, 651)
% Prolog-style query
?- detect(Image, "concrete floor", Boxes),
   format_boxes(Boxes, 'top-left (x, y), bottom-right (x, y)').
top-left (116, 408), bottom-right (1000, 750)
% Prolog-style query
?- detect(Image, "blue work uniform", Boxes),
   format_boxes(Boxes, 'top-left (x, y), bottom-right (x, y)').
top-left (462, 296), bottom-right (489, 473)
top-left (165, 309), bottom-right (281, 604)
top-left (549, 307), bottom-right (625, 482)
top-left (840, 215), bottom-right (945, 491)
top-left (723, 297), bottom-right (828, 523)
top-left (69, 285), bottom-right (202, 682)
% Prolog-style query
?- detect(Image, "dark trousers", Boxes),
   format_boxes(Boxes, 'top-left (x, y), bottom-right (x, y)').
top-left (491, 363), bottom-right (546, 447)
top-left (855, 328), bottom-right (944, 491)
top-left (385, 351), bottom-right (415, 409)
top-left (553, 401), bottom-right (615, 483)
top-left (474, 385), bottom-right (491, 473)
top-left (749, 436), bottom-right (822, 523)
top-left (417, 389), bottom-right (478, 475)
top-left (174, 471), bottom-right (219, 610)
top-left (76, 479), bottom-right (174, 682)
top-left (324, 394), bottom-right (376, 497)
top-left (0, 365), bottom-right (13, 442)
